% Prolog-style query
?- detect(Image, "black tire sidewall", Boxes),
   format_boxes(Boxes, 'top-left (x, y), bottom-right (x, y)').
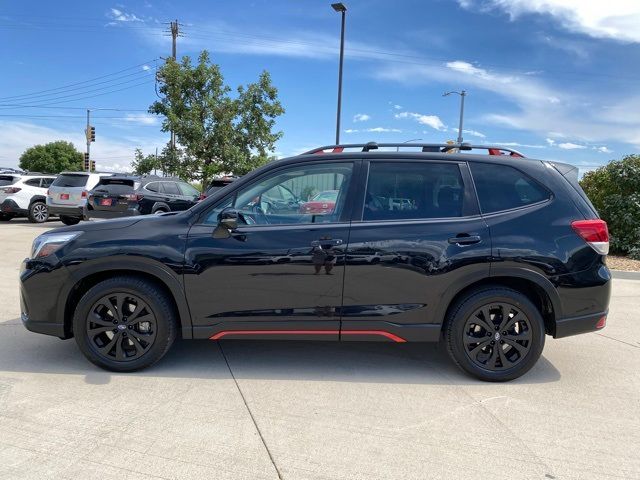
top-left (446, 288), bottom-right (546, 382)
top-left (73, 277), bottom-right (177, 372)
top-left (28, 202), bottom-right (49, 223)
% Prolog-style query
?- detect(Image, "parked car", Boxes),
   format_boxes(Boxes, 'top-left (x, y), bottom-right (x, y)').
top-left (0, 174), bottom-right (57, 223)
top-left (299, 189), bottom-right (338, 214)
top-left (84, 175), bottom-right (202, 220)
top-left (20, 142), bottom-right (611, 381)
top-left (47, 172), bottom-right (114, 225)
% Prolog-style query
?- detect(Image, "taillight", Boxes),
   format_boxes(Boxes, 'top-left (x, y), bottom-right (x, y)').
top-left (571, 219), bottom-right (609, 255)
top-left (81, 190), bottom-right (88, 199)
top-left (3, 187), bottom-right (21, 194)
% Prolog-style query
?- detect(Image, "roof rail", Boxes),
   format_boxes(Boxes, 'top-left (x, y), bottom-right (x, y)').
top-left (302, 142), bottom-right (525, 157)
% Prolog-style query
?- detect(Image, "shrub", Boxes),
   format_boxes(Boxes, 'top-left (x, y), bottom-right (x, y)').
top-left (580, 154), bottom-right (640, 254)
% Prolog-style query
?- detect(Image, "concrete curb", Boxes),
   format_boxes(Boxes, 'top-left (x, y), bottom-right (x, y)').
top-left (611, 270), bottom-right (640, 281)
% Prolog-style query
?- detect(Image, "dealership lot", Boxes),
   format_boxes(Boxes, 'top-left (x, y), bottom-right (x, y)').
top-left (0, 219), bottom-right (638, 480)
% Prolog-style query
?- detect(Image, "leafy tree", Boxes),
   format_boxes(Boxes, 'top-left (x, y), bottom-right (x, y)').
top-left (149, 50), bottom-right (284, 187)
top-left (19, 141), bottom-right (83, 173)
top-left (131, 148), bottom-right (160, 176)
top-left (580, 154), bottom-right (640, 258)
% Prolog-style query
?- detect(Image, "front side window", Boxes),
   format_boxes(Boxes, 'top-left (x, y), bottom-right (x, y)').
top-left (363, 162), bottom-right (464, 221)
top-left (470, 163), bottom-right (550, 213)
top-left (203, 162), bottom-right (353, 225)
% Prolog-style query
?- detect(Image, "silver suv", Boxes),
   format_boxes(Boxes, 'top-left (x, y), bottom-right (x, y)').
top-left (47, 172), bottom-right (113, 225)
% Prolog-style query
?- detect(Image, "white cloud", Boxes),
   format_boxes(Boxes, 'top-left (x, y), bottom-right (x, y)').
top-left (595, 146), bottom-right (613, 153)
top-left (558, 142), bottom-right (587, 150)
top-left (458, 1), bottom-right (640, 43)
top-left (0, 121), bottom-right (162, 172)
top-left (395, 112), bottom-right (446, 131)
top-left (353, 113), bottom-right (370, 122)
top-left (463, 129), bottom-right (486, 138)
top-left (123, 113), bottom-right (159, 126)
top-left (108, 7), bottom-right (143, 23)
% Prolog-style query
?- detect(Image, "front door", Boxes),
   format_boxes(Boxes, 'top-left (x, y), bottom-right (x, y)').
top-left (184, 160), bottom-right (356, 340)
top-left (341, 160), bottom-right (491, 343)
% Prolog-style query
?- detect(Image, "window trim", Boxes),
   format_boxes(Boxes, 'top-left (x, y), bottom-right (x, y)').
top-left (195, 159), bottom-right (358, 227)
top-left (354, 159), bottom-right (476, 224)
top-left (468, 161), bottom-right (554, 216)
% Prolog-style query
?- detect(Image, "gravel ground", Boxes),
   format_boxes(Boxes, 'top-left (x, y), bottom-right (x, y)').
top-left (607, 255), bottom-right (640, 271)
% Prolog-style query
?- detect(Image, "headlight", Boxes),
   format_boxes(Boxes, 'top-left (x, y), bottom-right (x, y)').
top-left (31, 232), bottom-right (82, 259)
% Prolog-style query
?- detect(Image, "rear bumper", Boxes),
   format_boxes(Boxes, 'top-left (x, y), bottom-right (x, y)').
top-left (1, 199), bottom-right (27, 215)
top-left (553, 311), bottom-right (608, 338)
top-left (48, 205), bottom-right (84, 219)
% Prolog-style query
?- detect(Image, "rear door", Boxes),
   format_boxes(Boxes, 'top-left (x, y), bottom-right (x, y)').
top-left (341, 159), bottom-right (491, 343)
top-left (48, 174), bottom-right (89, 206)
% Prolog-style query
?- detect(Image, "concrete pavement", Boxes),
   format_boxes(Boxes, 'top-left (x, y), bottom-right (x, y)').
top-left (0, 218), bottom-right (638, 480)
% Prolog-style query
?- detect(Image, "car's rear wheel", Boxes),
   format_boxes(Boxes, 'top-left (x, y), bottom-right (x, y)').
top-left (28, 202), bottom-right (49, 223)
top-left (60, 215), bottom-right (81, 226)
top-left (73, 276), bottom-right (178, 371)
top-left (445, 287), bottom-right (545, 382)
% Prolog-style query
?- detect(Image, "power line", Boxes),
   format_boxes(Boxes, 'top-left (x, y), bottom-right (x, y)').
top-left (0, 59), bottom-right (158, 101)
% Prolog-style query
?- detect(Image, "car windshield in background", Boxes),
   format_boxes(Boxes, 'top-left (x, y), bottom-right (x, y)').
top-left (0, 175), bottom-right (18, 186)
top-left (52, 174), bottom-right (88, 188)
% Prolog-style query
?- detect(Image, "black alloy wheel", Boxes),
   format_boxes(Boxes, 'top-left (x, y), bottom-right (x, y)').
top-left (87, 293), bottom-right (158, 362)
top-left (463, 302), bottom-right (532, 371)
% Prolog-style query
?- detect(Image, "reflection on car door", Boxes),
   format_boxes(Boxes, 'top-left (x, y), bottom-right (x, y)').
top-left (184, 161), bottom-right (357, 340)
top-left (341, 160), bottom-right (491, 343)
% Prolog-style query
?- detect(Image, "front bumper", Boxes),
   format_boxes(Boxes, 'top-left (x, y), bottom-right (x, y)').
top-left (20, 257), bottom-right (71, 339)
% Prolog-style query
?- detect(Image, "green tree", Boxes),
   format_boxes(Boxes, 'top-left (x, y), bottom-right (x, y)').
top-left (131, 148), bottom-right (160, 176)
top-left (19, 141), bottom-right (83, 173)
top-left (580, 154), bottom-right (640, 258)
top-left (149, 50), bottom-right (284, 187)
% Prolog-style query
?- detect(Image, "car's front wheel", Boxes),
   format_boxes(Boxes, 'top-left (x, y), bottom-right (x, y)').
top-left (60, 215), bottom-right (81, 226)
top-left (28, 202), bottom-right (49, 223)
top-left (73, 276), bottom-right (178, 371)
top-left (444, 287), bottom-right (545, 382)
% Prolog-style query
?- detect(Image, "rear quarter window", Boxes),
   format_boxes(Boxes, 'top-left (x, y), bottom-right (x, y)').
top-left (51, 174), bottom-right (88, 188)
top-left (0, 175), bottom-right (18, 186)
top-left (470, 163), bottom-right (550, 214)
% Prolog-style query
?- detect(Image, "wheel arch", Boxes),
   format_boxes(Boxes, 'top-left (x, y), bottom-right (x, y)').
top-left (438, 270), bottom-right (560, 336)
top-left (60, 260), bottom-right (192, 339)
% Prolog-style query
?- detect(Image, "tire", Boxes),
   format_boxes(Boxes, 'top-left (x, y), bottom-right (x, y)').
top-left (60, 215), bottom-right (81, 226)
top-left (28, 202), bottom-right (49, 223)
top-left (73, 276), bottom-right (178, 372)
top-left (444, 287), bottom-right (545, 382)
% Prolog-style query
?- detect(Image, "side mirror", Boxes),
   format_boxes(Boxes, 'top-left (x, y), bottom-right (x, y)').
top-left (213, 209), bottom-right (239, 239)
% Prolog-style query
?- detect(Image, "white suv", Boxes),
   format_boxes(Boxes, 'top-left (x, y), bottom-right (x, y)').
top-left (0, 174), bottom-right (57, 223)
top-left (47, 172), bottom-right (113, 225)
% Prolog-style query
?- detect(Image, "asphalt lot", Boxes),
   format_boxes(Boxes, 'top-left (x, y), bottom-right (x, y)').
top-left (0, 218), bottom-right (639, 480)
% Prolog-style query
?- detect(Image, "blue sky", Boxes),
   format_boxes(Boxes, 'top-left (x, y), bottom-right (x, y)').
top-left (0, 0), bottom-right (639, 173)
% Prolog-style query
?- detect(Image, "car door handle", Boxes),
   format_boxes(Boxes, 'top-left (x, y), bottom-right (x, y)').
top-left (311, 238), bottom-right (343, 247)
top-left (448, 235), bottom-right (481, 245)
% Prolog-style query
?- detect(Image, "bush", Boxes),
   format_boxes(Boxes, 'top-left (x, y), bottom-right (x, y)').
top-left (580, 154), bottom-right (640, 254)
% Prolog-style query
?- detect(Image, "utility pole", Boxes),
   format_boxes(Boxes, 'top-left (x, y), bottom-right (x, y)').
top-left (85, 109), bottom-right (91, 172)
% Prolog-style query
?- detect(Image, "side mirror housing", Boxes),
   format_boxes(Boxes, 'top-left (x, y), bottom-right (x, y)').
top-left (213, 209), bottom-right (239, 239)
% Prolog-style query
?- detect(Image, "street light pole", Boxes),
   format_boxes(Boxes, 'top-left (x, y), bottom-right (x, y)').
top-left (443, 90), bottom-right (466, 144)
top-left (332, 3), bottom-right (347, 146)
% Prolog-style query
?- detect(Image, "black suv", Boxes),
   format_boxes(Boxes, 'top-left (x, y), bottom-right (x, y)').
top-left (85, 175), bottom-right (202, 219)
top-left (20, 143), bottom-right (611, 381)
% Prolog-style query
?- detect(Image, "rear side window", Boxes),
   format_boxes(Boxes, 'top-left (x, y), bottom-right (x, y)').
top-left (162, 182), bottom-right (180, 195)
top-left (0, 175), bottom-right (17, 186)
top-left (470, 163), bottom-right (550, 214)
top-left (51, 174), bottom-right (88, 188)
top-left (363, 162), bottom-right (464, 221)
